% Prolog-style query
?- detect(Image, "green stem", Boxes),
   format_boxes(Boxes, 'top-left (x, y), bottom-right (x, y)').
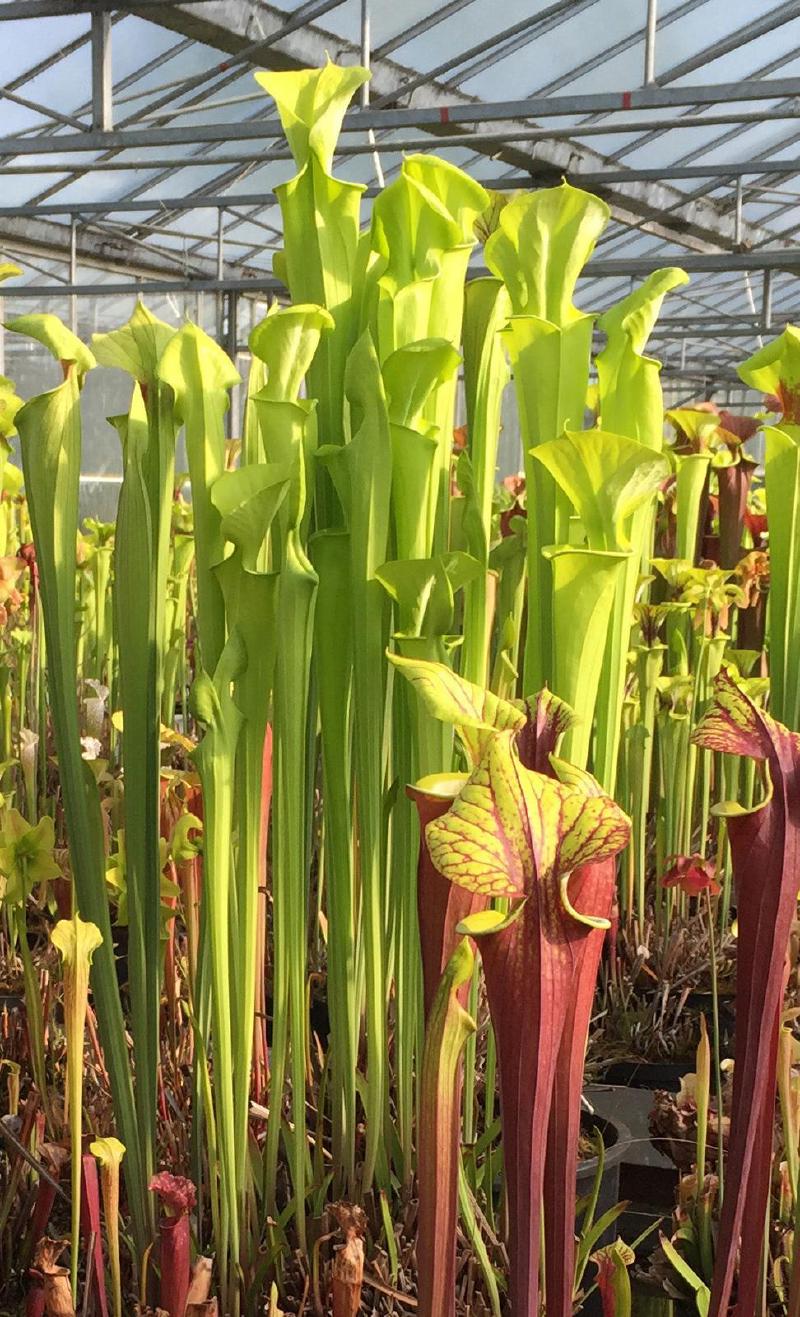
top-left (14, 905), bottom-right (53, 1134)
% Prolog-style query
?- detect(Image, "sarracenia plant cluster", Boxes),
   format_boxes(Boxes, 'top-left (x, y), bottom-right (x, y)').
top-left (0, 54), bottom-right (798, 1317)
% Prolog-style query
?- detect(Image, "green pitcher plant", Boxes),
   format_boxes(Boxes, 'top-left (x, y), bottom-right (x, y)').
top-left (11, 313), bottom-right (152, 1260)
top-left (51, 913), bottom-right (104, 1303)
top-left (255, 60), bottom-right (368, 525)
top-left (95, 302), bottom-right (180, 1234)
top-left (484, 182), bottom-right (609, 696)
top-left (11, 55), bottom-right (793, 1317)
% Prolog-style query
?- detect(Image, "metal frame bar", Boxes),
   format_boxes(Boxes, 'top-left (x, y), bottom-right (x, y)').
top-left (10, 4), bottom-right (323, 208)
top-left (372, 0), bottom-right (478, 59)
top-left (644, 0), bottom-right (658, 85)
top-left (434, 0), bottom-right (601, 91)
top-left (12, 153), bottom-right (800, 182)
top-left (90, 11), bottom-right (113, 132)
top-left (2, 77), bottom-right (800, 157)
top-left (6, 156), bottom-right (800, 219)
top-left (0, 0), bottom-right (216, 14)
top-left (0, 86), bottom-right (87, 130)
top-left (2, 276), bottom-right (282, 297)
top-left (5, 243), bottom-right (800, 299)
top-left (95, 1), bottom-right (792, 263)
top-left (0, 0), bottom-right (795, 384)
top-left (577, 35), bottom-right (800, 183)
top-left (3, 103), bottom-right (800, 159)
top-left (654, 0), bottom-right (800, 85)
top-left (530, 0), bottom-right (713, 98)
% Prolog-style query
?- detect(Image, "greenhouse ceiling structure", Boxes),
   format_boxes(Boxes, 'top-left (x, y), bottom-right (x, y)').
top-left (0, 0), bottom-right (799, 392)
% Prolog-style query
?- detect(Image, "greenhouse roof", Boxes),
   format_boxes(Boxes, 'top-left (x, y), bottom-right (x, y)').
top-left (0, 0), bottom-right (799, 387)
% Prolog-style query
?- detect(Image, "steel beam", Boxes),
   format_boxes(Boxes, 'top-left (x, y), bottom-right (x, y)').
top-left (0, 193), bottom-right (273, 216)
top-left (644, 0), bottom-right (658, 85)
top-left (0, 0), bottom-right (215, 15)
top-left (68, 218), bottom-right (77, 332)
top-left (4, 157), bottom-right (800, 188)
top-left (649, 325), bottom-right (789, 338)
top-left (109, 1), bottom-right (788, 254)
top-left (5, 242), bottom-right (800, 298)
top-left (0, 215), bottom-right (258, 283)
top-left (2, 95), bottom-right (798, 256)
top-left (368, 0), bottom-right (600, 106)
top-left (90, 11), bottom-right (113, 132)
top-left (0, 86), bottom-right (87, 130)
top-left (61, 76), bottom-right (800, 137)
top-left (551, 159), bottom-right (800, 186)
top-left (584, 249), bottom-right (800, 276)
top-left (131, 106), bottom-right (800, 143)
top-left (372, 0), bottom-right (477, 59)
top-left (531, 0), bottom-right (711, 98)
top-left (762, 269), bottom-right (774, 330)
top-left (654, 0), bottom-right (800, 85)
top-left (5, 100), bottom-right (800, 159)
top-left (2, 275), bottom-right (281, 297)
top-left (345, 77), bottom-right (800, 123)
top-left (576, 35), bottom-right (800, 175)
top-left (651, 314), bottom-right (796, 327)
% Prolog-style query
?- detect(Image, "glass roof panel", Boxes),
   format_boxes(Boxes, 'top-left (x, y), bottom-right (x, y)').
top-left (0, 0), bottom-right (795, 384)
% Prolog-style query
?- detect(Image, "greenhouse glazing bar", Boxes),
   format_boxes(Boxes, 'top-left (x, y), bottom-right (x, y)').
top-left (1, 105), bottom-right (799, 159)
top-left (90, 10), bottom-right (113, 132)
top-left (644, 0), bottom-right (658, 84)
top-left (140, 75), bottom-right (800, 123)
top-left (0, 0), bottom-right (216, 12)
top-left (1, 78), bottom-right (800, 159)
top-left (0, 3), bottom-right (797, 317)
top-left (585, 248), bottom-right (800, 275)
top-left (1, 158), bottom-right (799, 205)
top-left (9, 245), bottom-right (800, 298)
top-left (363, 0), bottom-right (599, 109)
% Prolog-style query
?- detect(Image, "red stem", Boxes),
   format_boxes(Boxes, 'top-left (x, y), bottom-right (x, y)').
top-left (81, 1152), bottom-right (109, 1317)
top-left (407, 785), bottom-right (486, 1019)
top-left (716, 461), bottom-right (755, 570)
top-left (160, 1213), bottom-right (192, 1317)
top-left (544, 859), bottom-right (618, 1317)
top-left (408, 785), bottom-right (487, 1317)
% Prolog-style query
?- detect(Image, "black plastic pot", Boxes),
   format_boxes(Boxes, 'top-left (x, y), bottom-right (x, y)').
top-left (264, 991), bottom-right (330, 1046)
top-left (686, 989), bottom-right (736, 1051)
top-left (486, 1111), bottom-right (631, 1245)
top-left (601, 1058), bottom-right (693, 1091)
top-left (577, 1113), bottom-right (632, 1317)
top-left (576, 1111), bottom-right (632, 1246)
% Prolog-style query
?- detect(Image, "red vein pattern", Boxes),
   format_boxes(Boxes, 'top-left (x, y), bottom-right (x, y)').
top-left (693, 669), bottom-right (800, 1317)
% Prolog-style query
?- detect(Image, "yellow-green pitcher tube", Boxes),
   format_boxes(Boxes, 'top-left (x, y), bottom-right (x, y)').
top-left (541, 545), bottom-right (630, 770)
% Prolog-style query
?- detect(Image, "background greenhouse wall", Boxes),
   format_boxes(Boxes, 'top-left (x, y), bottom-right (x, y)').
top-left (0, 0), bottom-right (790, 508)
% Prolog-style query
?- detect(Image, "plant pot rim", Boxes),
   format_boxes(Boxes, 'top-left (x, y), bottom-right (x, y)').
top-left (599, 1058), bottom-right (695, 1090)
top-left (578, 1110), bottom-right (632, 1177)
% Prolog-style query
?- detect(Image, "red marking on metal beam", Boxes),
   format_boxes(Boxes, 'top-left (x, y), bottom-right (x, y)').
top-left (622, 91), bottom-right (632, 109)
top-left (440, 106), bottom-right (450, 124)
